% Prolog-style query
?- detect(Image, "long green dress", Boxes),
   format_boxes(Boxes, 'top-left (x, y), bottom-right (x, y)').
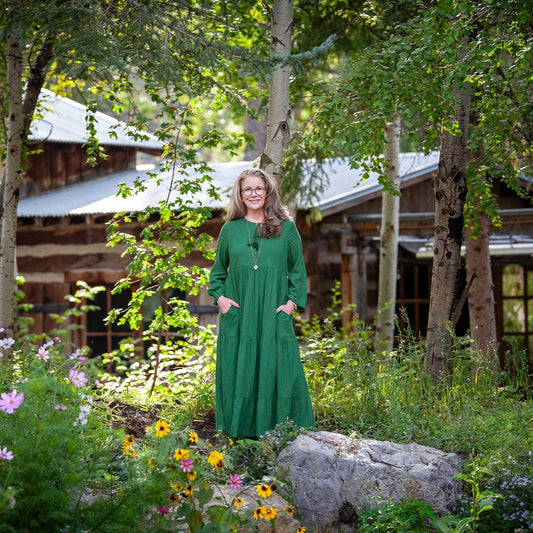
top-left (208, 218), bottom-right (315, 438)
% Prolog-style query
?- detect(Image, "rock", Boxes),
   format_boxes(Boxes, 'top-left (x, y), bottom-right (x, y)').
top-left (277, 431), bottom-right (462, 532)
top-left (210, 485), bottom-right (302, 532)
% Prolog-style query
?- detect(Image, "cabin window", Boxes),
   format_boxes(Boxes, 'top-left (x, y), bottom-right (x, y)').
top-left (82, 285), bottom-right (186, 357)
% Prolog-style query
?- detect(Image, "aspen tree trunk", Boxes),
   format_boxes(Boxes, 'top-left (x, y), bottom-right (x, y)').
top-left (425, 80), bottom-right (472, 380)
top-left (465, 207), bottom-right (498, 370)
top-left (375, 112), bottom-right (401, 353)
top-left (260, 0), bottom-right (294, 185)
top-left (0, 21), bottom-right (24, 344)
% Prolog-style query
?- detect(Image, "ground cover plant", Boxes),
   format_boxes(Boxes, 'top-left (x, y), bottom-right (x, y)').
top-left (0, 284), bottom-right (532, 532)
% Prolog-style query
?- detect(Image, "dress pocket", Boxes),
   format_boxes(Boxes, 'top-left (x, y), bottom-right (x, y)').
top-left (219, 305), bottom-right (240, 336)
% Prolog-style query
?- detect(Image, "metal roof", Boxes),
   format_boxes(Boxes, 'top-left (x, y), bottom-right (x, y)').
top-left (28, 89), bottom-right (163, 150)
top-left (17, 152), bottom-right (439, 218)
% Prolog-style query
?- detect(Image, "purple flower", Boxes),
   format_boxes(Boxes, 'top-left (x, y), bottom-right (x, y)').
top-left (69, 369), bottom-right (88, 387)
top-left (158, 506), bottom-right (169, 515)
top-left (180, 458), bottom-right (194, 472)
top-left (0, 447), bottom-right (14, 461)
top-left (229, 474), bottom-right (243, 489)
top-left (0, 389), bottom-right (24, 414)
top-left (37, 346), bottom-right (49, 362)
top-left (55, 404), bottom-right (68, 410)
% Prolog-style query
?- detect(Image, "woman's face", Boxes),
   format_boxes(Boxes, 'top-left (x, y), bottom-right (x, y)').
top-left (240, 175), bottom-right (267, 216)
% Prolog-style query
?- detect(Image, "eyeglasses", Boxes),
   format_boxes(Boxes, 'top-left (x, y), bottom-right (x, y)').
top-left (241, 186), bottom-right (266, 197)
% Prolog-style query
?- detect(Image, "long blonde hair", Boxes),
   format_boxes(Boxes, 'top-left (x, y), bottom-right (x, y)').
top-left (226, 168), bottom-right (289, 238)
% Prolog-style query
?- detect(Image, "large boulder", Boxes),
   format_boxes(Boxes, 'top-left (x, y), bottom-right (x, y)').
top-left (277, 431), bottom-right (462, 532)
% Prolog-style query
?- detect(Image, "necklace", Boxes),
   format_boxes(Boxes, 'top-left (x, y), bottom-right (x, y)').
top-left (246, 220), bottom-right (264, 270)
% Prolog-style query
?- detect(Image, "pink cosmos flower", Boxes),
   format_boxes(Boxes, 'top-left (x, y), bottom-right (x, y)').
top-left (0, 447), bottom-right (14, 461)
top-left (229, 474), bottom-right (243, 489)
top-left (37, 346), bottom-right (49, 362)
top-left (0, 389), bottom-right (24, 414)
top-left (69, 369), bottom-right (88, 387)
top-left (179, 458), bottom-right (194, 472)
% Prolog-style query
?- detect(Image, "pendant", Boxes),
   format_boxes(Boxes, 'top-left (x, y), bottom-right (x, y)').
top-left (253, 264), bottom-right (259, 270)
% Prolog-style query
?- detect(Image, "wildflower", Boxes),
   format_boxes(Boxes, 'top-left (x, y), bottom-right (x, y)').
top-left (69, 349), bottom-right (84, 360)
top-left (0, 389), bottom-right (24, 414)
top-left (188, 430), bottom-right (198, 444)
top-left (168, 493), bottom-right (179, 505)
top-left (284, 504), bottom-right (295, 515)
top-left (54, 404), bottom-right (68, 410)
top-left (253, 506), bottom-right (267, 520)
top-left (183, 485), bottom-right (193, 497)
top-left (207, 450), bottom-right (224, 469)
top-left (296, 528), bottom-right (307, 533)
top-left (187, 470), bottom-right (197, 481)
top-left (37, 346), bottom-right (49, 362)
top-left (179, 458), bottom-right (194, 472)
top-left (69, 368), bottom-right (88, 387)
top-left (256, 483), bottom-right (273, 498)
top-left (229, 474), bottom-right (243, 489)
top-left (232, 497), bottom-right (245, 510)
top-left (157, 506), bottom-right (169, 515)
top-left (170, 482), bottom-right (183, 492)
top-left (124, 434), bottom-right (135, 447)
top-left (154, 420), bottom-right (170, 437)
top-left (174, 448), bottom-right (190, 461)
top-left (0, 337), bottom-right (15, 350)
top-left (263, 507), bottom-right (278, 521)
top-left (148, 457), bottom-right (157, 469)
top-left (124, 447), bottom-right (136, 458)
top-left (0, 447), bottom-right (14, 461)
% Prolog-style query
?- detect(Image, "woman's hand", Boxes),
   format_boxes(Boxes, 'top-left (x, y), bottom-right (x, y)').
top-left (217, 295), bottom-right (240, 314)
top-left (276, 300), bottom-right (297, 315)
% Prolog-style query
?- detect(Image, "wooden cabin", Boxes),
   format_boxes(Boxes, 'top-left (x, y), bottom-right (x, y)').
top-left (16, 92), bottom-right (533, 369)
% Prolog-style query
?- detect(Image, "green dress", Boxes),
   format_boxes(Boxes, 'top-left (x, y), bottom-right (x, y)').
top-left (208, 218), bottom-right (315, 438)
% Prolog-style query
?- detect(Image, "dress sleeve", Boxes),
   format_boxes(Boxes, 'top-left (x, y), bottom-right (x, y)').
top-left (207, 223), bottom-right (229, 305)
top-left (286, 221), bottom-right (307, 310)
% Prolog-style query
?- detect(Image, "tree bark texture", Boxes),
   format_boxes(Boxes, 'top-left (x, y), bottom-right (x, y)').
top-left (425, 81), bottom-right (472, 380)
top-left (1, 25), bottom-right (24, 341)
top-left (261, 0), bottom-right (294, 185)
top-left (375, 112), bottom-right (401, 353)
top-left (465, 209), bottom-right (498, 369)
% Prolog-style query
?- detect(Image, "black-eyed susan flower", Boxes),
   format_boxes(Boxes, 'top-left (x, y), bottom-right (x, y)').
top-left (256, 483), bottom-right (273, 498)
top-left (188, 430), bottom-right (198, 444)
top-left (263, 507), bottom-right (278, 521)
top-left (207, 450), bottom-right (223, 468)
top-left (147, 456), bottom-right (157, 469)
top-left (232, 496), bottom-right (245, 510)
top-left (253, 506), bottom-right (266, 520)
top-left (123, 446), bottom-right (136, 458)
top-left (187, 470), bottom-right (197, 481)
top-left (183, 485), bottom-right (193, 498)
top-left (174, 448), bottom-right (190, 461)
top-left (296, 528), bottom-right (307, 533)
top-left (124, 434), bottom-right (135, 446)
top-left (284, 504), bottom-right (295, 515)
top-left (155, 420), bottom-right (170, 437)
top-left (170, 482), bottom-right (183, 492)
top-left (168, 492), bottom-right (179, 505)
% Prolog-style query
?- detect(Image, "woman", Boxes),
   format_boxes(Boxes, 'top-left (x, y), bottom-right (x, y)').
top-left (208, 168), bottom-right (315, 438)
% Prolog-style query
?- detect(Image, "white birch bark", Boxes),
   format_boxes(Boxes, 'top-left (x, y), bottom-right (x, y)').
top-left (375, 112), bottom-right (401, 354)
top-left (261, 0), bottom-right (294, 185)
top-left (0, 18), bottom-right (24, 342)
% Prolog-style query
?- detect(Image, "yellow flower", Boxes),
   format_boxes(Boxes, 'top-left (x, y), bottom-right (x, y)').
top-left (296, 528), bottom-right (307, 533)
top-left (170, 482), bottom-right (183, 492)
top-left (168, 493), bottom-right (179, 505)
top-left (230, 526), bottom-right (237, 532)
top-left (125, 447), bottom-right (136, 458)
top-left (147, 456), bottom-right (157, 469)
top-left (263, 507), bottom-right (278, 521)
top-left (232, 496), bottom-right (245, 510)
top-left (174, 448), bottom-right (190, 461)
top-left (253, 506), bottom-right (266, 520)
top-left (183, 484), bottom-right (193, 497)
top-left (207, 450), bottom-right (224, 468)
top-left (155, 420), bottom-right (170, 437)
top-left (187, 470), bottom-right (197, 481)
top-left (284, 504), bottom-right (295, 515)
top-left (188, 430), bottom-right (198, 444)
top-left (256, 483), bottom-right (273, 498)
top-left (124, 434), bottom-right (134, 446)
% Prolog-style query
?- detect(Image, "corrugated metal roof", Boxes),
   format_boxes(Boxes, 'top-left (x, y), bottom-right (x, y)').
top-left (17, 152), bottom-right (439, 218)
top-left (28, 89), bottom-right (163, 150)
